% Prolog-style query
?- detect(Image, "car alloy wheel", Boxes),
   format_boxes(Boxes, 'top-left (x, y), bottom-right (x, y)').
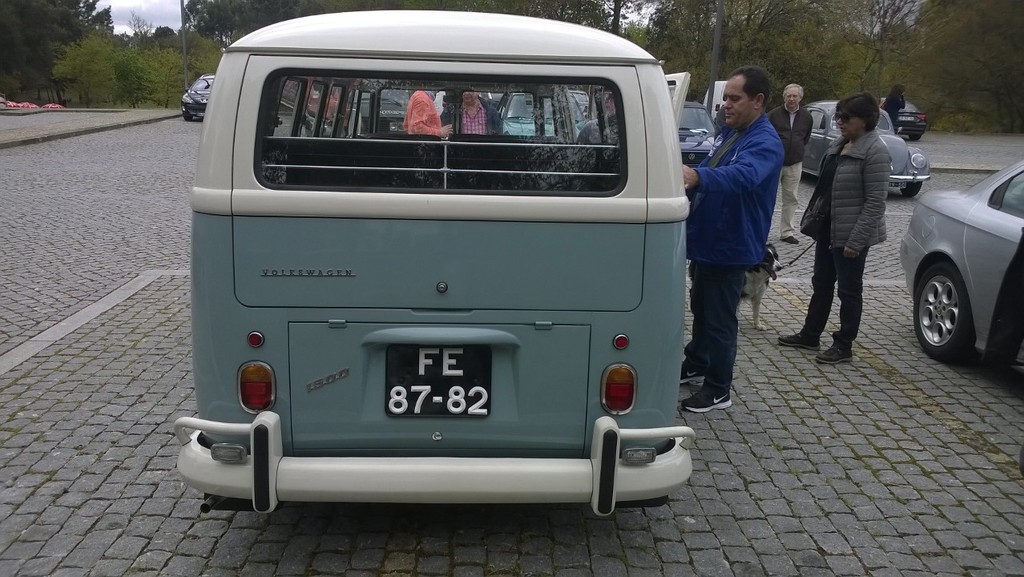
top-left (913, 262), bottom-right (977, 364)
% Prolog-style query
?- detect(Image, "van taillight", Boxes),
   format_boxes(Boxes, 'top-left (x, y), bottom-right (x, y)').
top-left (239, 361), bottom-right (275, 413)
top-left (601, 364), bottom-right (636, 414)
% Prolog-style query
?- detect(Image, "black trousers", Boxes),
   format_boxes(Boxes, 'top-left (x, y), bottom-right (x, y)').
top-left (801, 242), bottom-right (869, 351)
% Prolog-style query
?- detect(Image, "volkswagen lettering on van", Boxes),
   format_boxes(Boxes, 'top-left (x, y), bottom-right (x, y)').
top-left (259, 268), bottom-right (355, 277)
top-left (173, 10), bottom-right (695, 517)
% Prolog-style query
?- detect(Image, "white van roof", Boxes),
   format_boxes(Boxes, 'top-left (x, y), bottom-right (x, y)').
top-left (229, 11), bottom-right (659, 65)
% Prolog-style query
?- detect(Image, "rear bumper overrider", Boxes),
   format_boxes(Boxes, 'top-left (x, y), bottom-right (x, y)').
top-left (174, 412), bottom-right (696, 516)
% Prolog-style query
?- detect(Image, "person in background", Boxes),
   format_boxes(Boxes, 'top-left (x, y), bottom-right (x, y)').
top-left (441, 90), bottom-right (501, 135)
top-left (404, 90), bottom-right (452, 137)
top-left (576, 89), bottom-right (619, 144)
top-left (778, 92), bottom-right (889, 364)
top-left (882, 84), bottom-right (905, 130)
top-left (767, 83), bottom-right (814, 244)
top-left (678, 65), bottom-right (784, 413)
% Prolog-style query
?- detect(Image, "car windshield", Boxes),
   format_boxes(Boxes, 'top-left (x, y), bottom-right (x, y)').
top-left (190, 77), bottom-right (213, 91)
top-left (902, 101), bottom-right (920, 112)
top-left (679, 106), bottom-right (714, 133)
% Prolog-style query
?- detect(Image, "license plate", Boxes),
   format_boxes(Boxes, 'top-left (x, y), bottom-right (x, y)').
top-left (385, 345), bottom-right (492, 417)
top-left (890, 181), bottom-right (906, 189)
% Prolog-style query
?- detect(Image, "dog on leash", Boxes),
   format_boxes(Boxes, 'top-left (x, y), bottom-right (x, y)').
top-left (687, 243), bottom-right (783, 331)
top-left (741, 243), bottom-right (783, 330)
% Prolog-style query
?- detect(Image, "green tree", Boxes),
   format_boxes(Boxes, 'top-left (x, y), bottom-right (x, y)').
top-left (113, 48), bottom-right (151, 107)
top-left (52, 31), bottom-right (117, 106)
top-left (645, 0), bottom-right (833, 102)
top-left (146, 47), bottom-right (186, 108)
top-left (838, 0), bottom-right (921, 93)
top-left (187, 0), bottom-right (241, 46)
top-left (911, 0), bottom-right (1023, 132)
top-left (0, 0), bottom-right (113, 101)
top-left (189, 35), bottom-right (227, 77)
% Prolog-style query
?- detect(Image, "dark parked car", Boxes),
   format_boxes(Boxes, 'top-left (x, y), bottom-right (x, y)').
top-left (894, 100), bottom-right (928, 141)
top-left (802, 100), bottom-right (930, 197)
top-left (678, 102), bottom-right (715, 167)
top-left (181, 74), bottom-right (214, 121)
top-left (900, 159), bottom-right (1024, 364)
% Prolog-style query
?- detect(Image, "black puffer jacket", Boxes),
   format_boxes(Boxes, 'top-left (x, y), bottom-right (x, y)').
top-left (824, 130), bottom-right (889, 251)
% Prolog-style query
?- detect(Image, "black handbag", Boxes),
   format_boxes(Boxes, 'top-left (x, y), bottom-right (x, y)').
top-left (800, 193), bottom-right (828, 238)
top-left (800, 154), bottom-right (836, 239)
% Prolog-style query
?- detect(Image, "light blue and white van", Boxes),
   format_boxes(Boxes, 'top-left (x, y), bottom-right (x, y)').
top-left (174, 10), bottom-right (694, 516)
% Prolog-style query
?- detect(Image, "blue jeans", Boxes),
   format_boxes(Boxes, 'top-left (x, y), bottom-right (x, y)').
top-left (801, 242), bottom-right (869, 350)
top-left (683, 263), bottom-right (746, 397)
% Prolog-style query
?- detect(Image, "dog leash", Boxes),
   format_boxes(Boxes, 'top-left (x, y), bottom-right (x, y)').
top-left (782, 240), bottom-right (815, 268)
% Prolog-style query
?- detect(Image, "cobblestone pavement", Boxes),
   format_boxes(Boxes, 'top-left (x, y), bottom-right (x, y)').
top-left (1, 118), bottom-right (1023, 576)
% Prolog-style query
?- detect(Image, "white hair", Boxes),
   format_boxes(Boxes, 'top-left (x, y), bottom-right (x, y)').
top-left (784, 84), bottom-right (804, 98)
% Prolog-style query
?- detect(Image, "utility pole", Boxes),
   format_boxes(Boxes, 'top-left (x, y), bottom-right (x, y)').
top-left (705, 0), bottom-right (724, 118)
top-left (180, 0), bottom-right (189, 91)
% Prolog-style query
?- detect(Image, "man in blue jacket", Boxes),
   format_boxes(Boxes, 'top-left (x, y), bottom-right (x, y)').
top-left (679, 65), bottom-right (784, 413)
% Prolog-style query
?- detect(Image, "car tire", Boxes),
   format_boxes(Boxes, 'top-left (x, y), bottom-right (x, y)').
top-left (902, 182), bottom-right (923, 197)
top-left (913, 261), bottom-right (978, 364)
top-left (182, 112), bottom-right (194, 121)
top-left (909, 134), bottom-right (922, 141)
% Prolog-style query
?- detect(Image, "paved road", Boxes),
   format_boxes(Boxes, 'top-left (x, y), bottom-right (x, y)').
top-left (0, 116), bottom-right (1023, 576)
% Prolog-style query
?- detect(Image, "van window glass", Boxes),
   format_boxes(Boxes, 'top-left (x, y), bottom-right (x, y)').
top-left (256, 72), bottom-right (625, 196)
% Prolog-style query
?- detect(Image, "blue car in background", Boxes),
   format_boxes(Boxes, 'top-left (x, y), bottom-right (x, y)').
top-left (678, 101), bottom-right (715, 167)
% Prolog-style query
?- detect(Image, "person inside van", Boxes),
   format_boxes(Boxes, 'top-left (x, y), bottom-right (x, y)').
top-left (576, 89), bottom-right (619, 144)
top-left (404, 90), bottom-right (453, 137)
top-left (441, 91), bottom-right (501, 135)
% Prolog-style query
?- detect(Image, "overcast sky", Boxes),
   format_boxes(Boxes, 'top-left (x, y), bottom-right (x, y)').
top-left (98, 0), bottom-right (184, 35)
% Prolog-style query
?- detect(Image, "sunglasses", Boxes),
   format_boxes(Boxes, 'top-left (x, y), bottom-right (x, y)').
top-left (833, 111), bottom-right (852, 122)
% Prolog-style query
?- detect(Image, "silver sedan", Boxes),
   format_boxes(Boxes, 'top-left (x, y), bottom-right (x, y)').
top-left (802, 100), bottom-right (930, 197)
top-left (900, 159), bottom-right (1024, 364)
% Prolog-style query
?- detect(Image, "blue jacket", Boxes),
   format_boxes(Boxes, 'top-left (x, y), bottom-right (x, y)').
top-left (687, 114), bottom-right (784, 267)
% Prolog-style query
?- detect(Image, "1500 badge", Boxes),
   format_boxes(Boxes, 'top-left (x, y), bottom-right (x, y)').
top-left (306, 368), bottom-right (350, 392)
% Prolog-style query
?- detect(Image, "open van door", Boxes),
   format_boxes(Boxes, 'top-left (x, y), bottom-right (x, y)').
top-left (665, 72), bottom-right (690, 128)
top-left (704, 80), bottom-right (726, 114)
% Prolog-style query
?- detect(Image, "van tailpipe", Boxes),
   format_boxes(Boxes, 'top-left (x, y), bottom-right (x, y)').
top-left (200, 495), bottom-right (254, 513)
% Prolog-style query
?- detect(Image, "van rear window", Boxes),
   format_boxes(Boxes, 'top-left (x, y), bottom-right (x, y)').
top-left (255, 72), bottom-right (624, 196)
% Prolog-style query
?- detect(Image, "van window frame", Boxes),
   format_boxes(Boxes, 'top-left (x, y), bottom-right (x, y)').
top-left (253, 69), bottom-right (627, 198)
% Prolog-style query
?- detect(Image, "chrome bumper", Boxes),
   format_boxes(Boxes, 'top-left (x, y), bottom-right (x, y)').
top-left (173, 412), bottom-right (696, 516)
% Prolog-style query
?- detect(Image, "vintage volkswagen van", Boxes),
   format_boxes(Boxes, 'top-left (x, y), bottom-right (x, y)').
top-left (174, 11), bottom-right (694, 516)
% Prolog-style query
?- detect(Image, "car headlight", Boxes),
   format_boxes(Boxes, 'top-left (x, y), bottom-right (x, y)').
top-left (182, 94), bottom-right (194, 104)
top-left (910, 153), bottom-right (927, 169)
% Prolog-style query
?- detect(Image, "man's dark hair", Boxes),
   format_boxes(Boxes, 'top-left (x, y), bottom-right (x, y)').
top-left (838, 91), bottom-right (881, 131)
top-left (728, 65), bottom-right (771, 103)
